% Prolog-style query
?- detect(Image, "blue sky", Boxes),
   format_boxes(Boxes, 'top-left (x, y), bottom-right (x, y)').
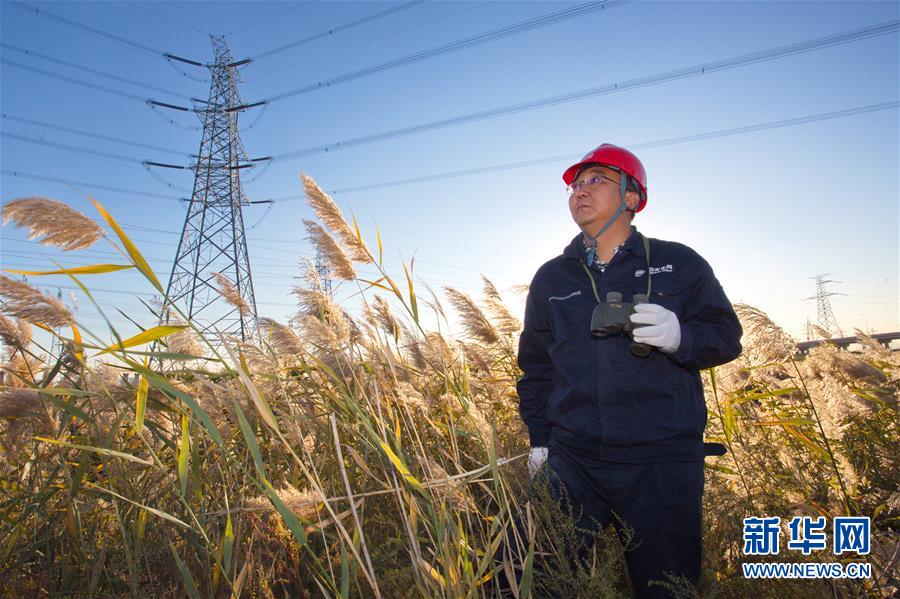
top-left (1, 0), bottom-right (898, 352)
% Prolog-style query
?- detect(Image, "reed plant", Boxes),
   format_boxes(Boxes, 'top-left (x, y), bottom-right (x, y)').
top-left (0, 181), bottom-right (896, 598)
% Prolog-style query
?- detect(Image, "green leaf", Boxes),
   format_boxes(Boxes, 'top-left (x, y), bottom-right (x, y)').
top-left (91, 198), bottom-right (164, 292)
top-left (358, 277), bottom-right (392, 292)
top-left (223, 511), bottom-right (234, 573)
top-left (34, 436), bottom-right (152, 465)
top-left (230, 396), bottom-right (307, 548)
top-left (169, 543), bottom-right (202, 599)
top-left (98, 325), bottom-right (187, 355)
top-left (5, 264), bottom-right (134, 276)
top-left (221, 339), bottom-right (279, 433)
top-left (375, 225), bottom-right (383, 269)
top-left (754, 417), bottom-right (816, 427)
top-left (378, 440), bottom-right (425, 495)
top-left (723, 396), bottom-right (736, 443)
top-left (732, 387), bottom-right (799, 403)
top-left (121, 357), bottom-right (223, 447)
top-left (35, 388), bottom-right (97, 397)
top-left (402, 257), bottom-right (418, 324)
top-left (134, 374), bottom-right (148, 434)
top-left (340, 537), bottom-right (350, 599)
top-left (177, 412), bottom-right (190, 497)
top-left (87, 484), bottom-right (195, 531)
top-left (782, 425), bottom-right (830, 460)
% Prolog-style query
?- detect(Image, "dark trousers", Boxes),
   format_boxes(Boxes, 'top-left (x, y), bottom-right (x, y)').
top-left (542, 444), bottom-right (705, 598)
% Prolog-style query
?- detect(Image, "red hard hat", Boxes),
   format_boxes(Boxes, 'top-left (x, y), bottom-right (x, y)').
top-left (562, 143), bottom-right (648, 212)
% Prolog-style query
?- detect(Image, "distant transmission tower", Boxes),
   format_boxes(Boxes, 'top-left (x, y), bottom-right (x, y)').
top-left (315, 248), bottom-right (333, 296)
top-left (160, 36), bottom-right (262, 345)
top-left (806, 274), bottom-right (844, 338)
top-left (49, 288), bottom-right (65, 360)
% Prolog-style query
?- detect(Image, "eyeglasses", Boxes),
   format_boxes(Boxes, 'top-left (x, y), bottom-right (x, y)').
top-left (567, 173), bottom-right (620, 196)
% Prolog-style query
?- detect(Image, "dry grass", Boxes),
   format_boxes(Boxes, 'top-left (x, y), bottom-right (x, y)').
top-left (2, 196), bottom-right (103, 250)
top-left (0, 178), bottom-right (896, 598)
top-left (0, 274), bottom-right (74, 327)
top-left (301, 173), bottom-right (372, 263)
top-left (213, 271), bottom-right (252, 316)
top-left (302, 219), bottom-right (356, 280)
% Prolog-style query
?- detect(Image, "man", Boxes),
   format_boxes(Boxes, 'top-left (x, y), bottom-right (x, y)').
top-left (517, 143), bottom-right (742, 597)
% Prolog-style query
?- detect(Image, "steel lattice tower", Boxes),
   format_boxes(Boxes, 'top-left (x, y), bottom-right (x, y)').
top-left (163, 36), bottom-right (258, 344)
top-left (806, 274), bottom-right (844, 338)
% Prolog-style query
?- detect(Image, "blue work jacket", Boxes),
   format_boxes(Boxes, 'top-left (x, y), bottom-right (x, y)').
top-left (517, 227), bottom-right (742, 463)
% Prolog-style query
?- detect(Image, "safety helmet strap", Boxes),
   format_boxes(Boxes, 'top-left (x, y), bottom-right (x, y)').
top-left (583, 166), bottom-right (631, 266)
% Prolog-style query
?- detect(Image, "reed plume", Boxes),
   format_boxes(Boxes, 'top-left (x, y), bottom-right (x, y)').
top-left (166, 320), bottom-right (203, 357)
top-left (0, 275), bottom-right (73, 327)
top-left (443, 287), bottom-right (498, 344)
top-left (481, 275), bottom-right (521, 335)
top-left (303, 219), bottom-right (356, 280)
top-left (0, 314), bottom-right (31, 355)
top-left (2, 197), bottom-right (103, 250)
top-left (0, 387), bottom-right (46, 422)
top-left (258, 317), bottom-right (303, 356)
top-left (213, 272), bottom-right (251, 316)
top-left (734, 303), bottom-right (794, 363)
top-left (301, 174), bottom-right (372, 263)
top-left (371, 295), bottom-right (401, 340)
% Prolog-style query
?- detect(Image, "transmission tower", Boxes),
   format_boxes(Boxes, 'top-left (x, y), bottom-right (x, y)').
top-left (806, 274), bottom-right (844, 338)
top-left (162, 36), bottom-right (259, 345)
top-left (49, 288), bottom-right (65, 360)
top-left (315, 248), bottom-right (333, 296)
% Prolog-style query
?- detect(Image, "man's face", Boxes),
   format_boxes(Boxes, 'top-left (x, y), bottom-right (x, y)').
top-left (568, 165), bottom-right (630, 229)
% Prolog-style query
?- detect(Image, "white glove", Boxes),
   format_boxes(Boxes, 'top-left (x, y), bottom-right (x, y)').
top-left (527, 447), bottom-right (548, 477)
top-left (630, 303), bottom-right (682, 354)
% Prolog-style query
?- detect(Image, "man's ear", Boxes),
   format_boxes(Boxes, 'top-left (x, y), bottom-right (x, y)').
top-left (625, 190), bottom-right (640, 212)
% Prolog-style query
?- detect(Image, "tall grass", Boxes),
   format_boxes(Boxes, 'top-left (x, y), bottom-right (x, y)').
top-left (0, 183), bottom-right (897, 598)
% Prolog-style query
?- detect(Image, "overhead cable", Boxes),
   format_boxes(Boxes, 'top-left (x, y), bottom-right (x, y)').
top-left (121, 0), bottom-right (210, 37)
top-left (0, 169), bottom-right (182, 201)
top-left (1, 131), bottom-right (144, 165)
top-left (1, 114), bottom-right (186, 155)
top-left (259, 0), bottom-right (628, 103)
top-left (272, 101), bottom-right (899, 197)
top-left (245, 2), bottom-right (489, 83)
top-left (1, 58), bottom-right (149, 103)
top-left (250, 0), bottom-right (427, 62)
top-left (9, 0), bottom-right (167, 56)
top-left (270, 19), bottom-right (900, 161)
top-left (1, 43), bottom-right (190, 99)
top-left (224, 1), bottom-right (315, 37)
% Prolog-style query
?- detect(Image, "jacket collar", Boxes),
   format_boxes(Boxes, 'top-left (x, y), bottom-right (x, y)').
top-left (563, 226), bottom-right (645, 261)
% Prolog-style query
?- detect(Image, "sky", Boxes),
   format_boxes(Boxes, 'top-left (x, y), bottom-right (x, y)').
top-left (1, 0), bottom-right (898, 355)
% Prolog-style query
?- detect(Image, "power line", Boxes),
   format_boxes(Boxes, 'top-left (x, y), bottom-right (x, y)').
top-left (121, 0), bottom-right (211, 37)
top-left (2, 114), bottom-right (186, 156)
top-left (9, 1), bottom-right (168, 56)
top-left (1, 131), bottom-right (145, 165)
top-left (1, 58), bottom-right (150, 103)
top-left (270, 20), bottom-right (900, 162)
top-left (297, 100), bottom-right (897, 195)
top-left (1, 43), bottom-right (190, 99)
top-left (249, 0), bottom-right (427, 62)
top-left (225, 1), bottom-right (315, 37)
top-left (259, 0), bottom-right (628, 103)
top-left (0, 169), bottom-right (182, 201)
top-left (245, 2), bottom-right (489, 83)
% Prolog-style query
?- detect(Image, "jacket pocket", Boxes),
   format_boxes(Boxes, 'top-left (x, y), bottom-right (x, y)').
top-left (548, 291), bottom-right (592, 346)
top-left (636, 283), bottom-right (684, 318)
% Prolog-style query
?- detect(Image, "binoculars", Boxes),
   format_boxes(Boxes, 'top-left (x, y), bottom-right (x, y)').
top-left (590, 292), bottom-right (652, 357)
